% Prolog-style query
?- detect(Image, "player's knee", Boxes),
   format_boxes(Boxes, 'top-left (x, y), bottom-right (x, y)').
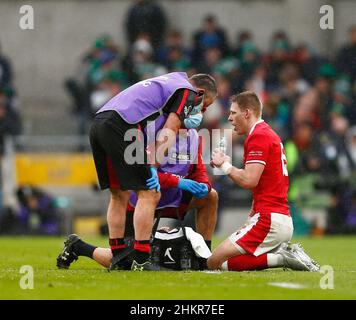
top-left (137, 189), bottom-right (161, 204)
top-left (150, 190), bottom-right (161, 203)
top-left (207, 255), bottom-right (221, 270)
top-left (110, 189), bottom-right (130, 202)
top-left (207, 188), bottom-right (219, 205)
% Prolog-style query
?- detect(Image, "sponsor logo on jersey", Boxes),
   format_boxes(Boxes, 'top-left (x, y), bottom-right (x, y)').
top-left (170, 152), bottom-right (191, 161)
top-left (248, 150), bottom-right (263, 157)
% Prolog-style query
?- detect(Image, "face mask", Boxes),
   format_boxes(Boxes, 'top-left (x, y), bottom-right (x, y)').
top-left (184, 95), bottom-right (204, 129)
top-left (184, 112), bottom-right (203, 129)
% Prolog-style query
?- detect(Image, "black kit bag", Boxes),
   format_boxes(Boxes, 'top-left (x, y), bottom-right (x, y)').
top-left (151, 227), bottom-right (200, 271)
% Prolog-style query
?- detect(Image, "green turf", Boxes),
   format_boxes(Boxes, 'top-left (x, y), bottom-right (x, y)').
top-left (0, 236), bottom-right (355, 300)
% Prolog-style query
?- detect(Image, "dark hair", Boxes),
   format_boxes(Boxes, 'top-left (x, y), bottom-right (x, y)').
top-left (204, 14), bottom-right (216, 23)
top-left (189, 74), bottom-right (217, 97)
top-left (230, 91), bottom-right (262, 117)
top-left (16, 185), bottom-right (41, 206)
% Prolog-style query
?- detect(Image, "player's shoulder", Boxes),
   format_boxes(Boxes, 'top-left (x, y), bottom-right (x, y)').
top-left (247, 121), bottom-right (269, 139)
top-left (246, 121), bottom-right (281, 147)
top-left (252, 121), bottom-right (280, 141)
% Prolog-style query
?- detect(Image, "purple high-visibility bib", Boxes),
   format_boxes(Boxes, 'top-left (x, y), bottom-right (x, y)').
top-left (129, 115), bottom-right (199, 209)
top-left (97, 72), bottom-right (196, 124)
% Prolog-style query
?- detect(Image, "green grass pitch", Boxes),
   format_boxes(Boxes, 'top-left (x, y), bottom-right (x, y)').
top-left (0, 236), bottom-right (355, 300)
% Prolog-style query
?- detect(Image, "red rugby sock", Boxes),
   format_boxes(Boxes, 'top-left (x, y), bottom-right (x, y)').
top-left (109, 238), bottom-right (126, 256)
top-left (227, 254), bottom-right (268, 271)
top-left (133, 240), bottom-right (150, 264)
top-left (134, 240), bottom-right (151, 253)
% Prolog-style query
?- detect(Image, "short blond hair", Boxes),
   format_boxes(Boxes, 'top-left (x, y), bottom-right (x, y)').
top-left (230, 91), bottom-right (262, 117)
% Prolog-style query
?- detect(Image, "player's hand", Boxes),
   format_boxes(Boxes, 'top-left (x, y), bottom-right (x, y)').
top-left (211, 148), bottom-right (231, 168)
top-left (146, 167), bottom-right (161, 192)
top-left (192, 183), bottom-right (209, 199)
top-left (178, 179), bottom-right (206, 195)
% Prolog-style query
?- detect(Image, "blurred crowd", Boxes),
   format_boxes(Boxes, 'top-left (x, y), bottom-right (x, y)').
top-left (0, 185), bottom-right (60, 235)
top-left (64, 1), bottom-right (356, 235)
top-left (0, 42), bottom-right (22, 157)
top-left (0, 40), bottom-right (22, 230)
top-left (1, 0), bottom-right (356, 235)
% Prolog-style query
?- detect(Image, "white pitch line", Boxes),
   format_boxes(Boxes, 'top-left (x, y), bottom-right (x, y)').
top-left (201, 270), bottom-right (223, 274)
top-left (268, 282), bottom-right (307, 289)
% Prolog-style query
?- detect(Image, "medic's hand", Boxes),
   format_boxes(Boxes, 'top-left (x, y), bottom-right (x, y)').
top-left (178, 179), bottom-right (206, 195)
top-left (192, 183), bottom-right (209, 199)
top-left (146, 167), bottom-right (161, 192)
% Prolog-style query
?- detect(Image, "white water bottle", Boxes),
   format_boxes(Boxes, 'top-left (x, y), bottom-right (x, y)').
top-left (219, 136), bottom-right (227, 154)
top-left (213, 136), bottom-right (227, 176)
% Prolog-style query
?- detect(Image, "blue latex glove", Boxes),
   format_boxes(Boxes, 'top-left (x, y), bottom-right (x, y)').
top-left (192, 183), bottom-right (209, 199)
top-left (177, 179), bottom-right (206, 195)
top-left (146, 167), bottom-right (161, 192)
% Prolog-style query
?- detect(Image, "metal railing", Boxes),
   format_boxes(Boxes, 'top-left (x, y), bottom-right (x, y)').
top-left (12, 135), bottom-right (91, 152)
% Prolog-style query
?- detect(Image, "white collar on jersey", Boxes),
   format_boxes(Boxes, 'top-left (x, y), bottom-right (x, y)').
top-left (248, 119), bottom-right (264, 136)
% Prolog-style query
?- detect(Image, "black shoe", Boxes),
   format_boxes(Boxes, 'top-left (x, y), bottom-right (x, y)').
top-left (56, 234), bottom-right (80, 269)
top-left (198, 257), bottom-right (208, 271)
top-left (131, 259), bottom-right (161, 271)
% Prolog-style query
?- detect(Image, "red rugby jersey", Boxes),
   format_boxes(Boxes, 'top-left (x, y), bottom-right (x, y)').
top-left (244, 120), bottom-right (290, 215)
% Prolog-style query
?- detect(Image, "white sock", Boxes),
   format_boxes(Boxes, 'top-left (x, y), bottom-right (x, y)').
top-left (267, 253), bottom-right (284, 268)
top-left (221, 261), bottom-right (228, 271)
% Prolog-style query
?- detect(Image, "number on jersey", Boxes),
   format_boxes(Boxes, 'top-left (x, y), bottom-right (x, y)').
top-left (280, 143), bottom-right (288, 176)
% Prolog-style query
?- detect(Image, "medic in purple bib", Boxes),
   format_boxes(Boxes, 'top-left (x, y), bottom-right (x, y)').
top-left (88, 72), bottom-right (218, 271)
top-left (127, 113), bottom-right (218, 253)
